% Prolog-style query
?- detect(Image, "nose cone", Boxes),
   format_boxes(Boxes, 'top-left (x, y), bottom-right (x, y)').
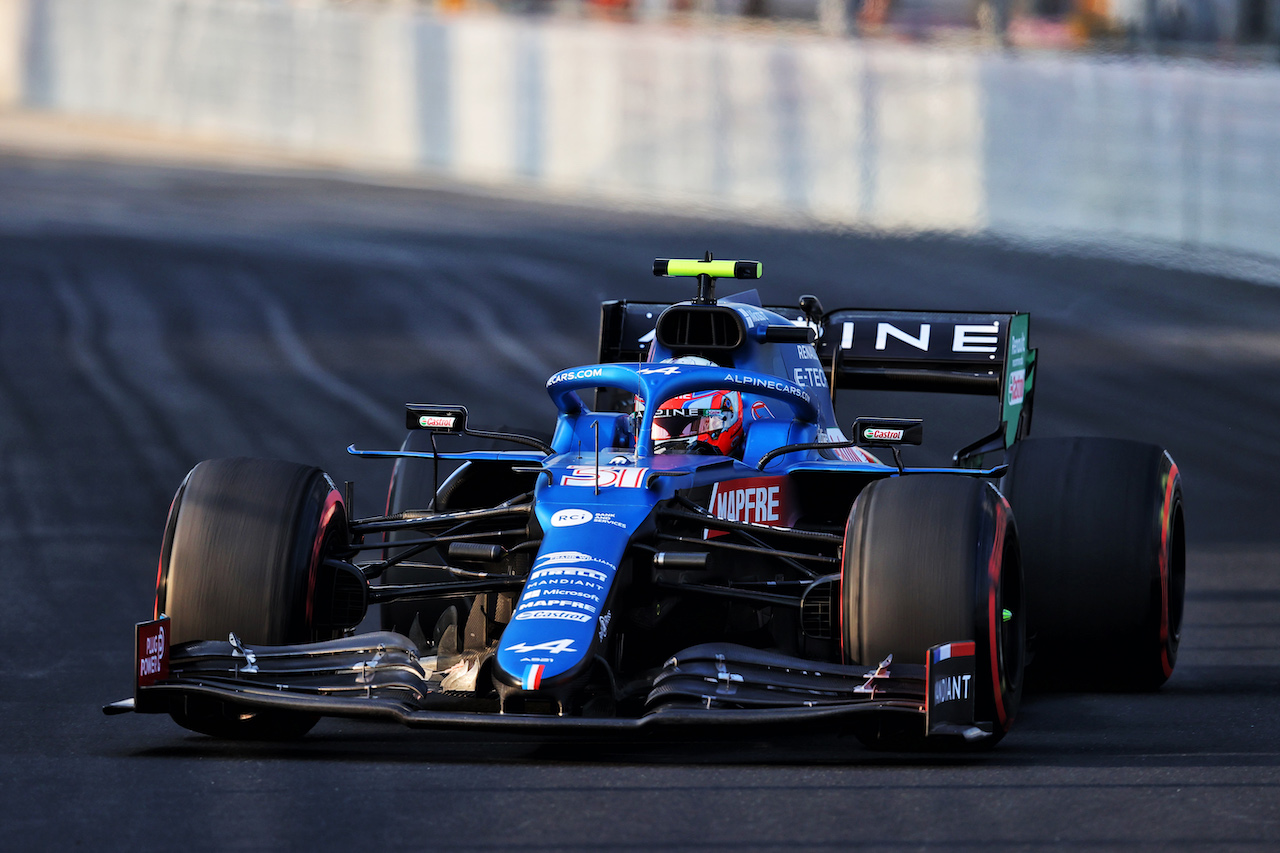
top-left (493, 491), bottom-right (654, 693)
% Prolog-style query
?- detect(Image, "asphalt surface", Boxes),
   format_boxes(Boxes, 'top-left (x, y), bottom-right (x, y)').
top-left (2, 140), bottom-right (1279, 850)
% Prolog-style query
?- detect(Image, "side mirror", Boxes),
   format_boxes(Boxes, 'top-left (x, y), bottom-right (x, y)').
top-left (852, 417), bottom-right (924, 447)
top-left (405, 404), bottom-right (468, 433)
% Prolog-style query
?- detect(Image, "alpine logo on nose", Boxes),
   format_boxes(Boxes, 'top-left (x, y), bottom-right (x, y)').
top-left (507, 639), bottom-right (577, 655)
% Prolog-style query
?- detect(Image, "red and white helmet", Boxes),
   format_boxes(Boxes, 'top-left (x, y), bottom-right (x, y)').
top-left (650, 388), bottom-right (743, 457)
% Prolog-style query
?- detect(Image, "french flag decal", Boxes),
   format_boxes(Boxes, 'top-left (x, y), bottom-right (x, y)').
top-left (932, 641), bottom-right (975, 663)
top-left (522, 664), bottom-right (545, 691)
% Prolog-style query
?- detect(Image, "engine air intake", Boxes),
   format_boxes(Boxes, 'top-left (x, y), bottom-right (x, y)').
top-left (655, 306), bottom-right (745, 353)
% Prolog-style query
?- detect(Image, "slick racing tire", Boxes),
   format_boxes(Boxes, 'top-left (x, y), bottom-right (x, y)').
top-left (155, 458), bottom-right (349, 739)
top-left (1001, 438), bottom-right (1185, 690)
top-left (841, 475), bottom-right (1025, 749)
top-left (380, 430), bottom-right (457, 642)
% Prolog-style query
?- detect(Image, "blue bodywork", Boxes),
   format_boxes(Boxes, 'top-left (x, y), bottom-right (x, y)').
top-left (116, 288), bottom-right (1034, 744)
top-left (348, 295), bottom-right (1005, 699)
top-left (485, 296), bottom-right (891, 694)
top-left (498, 360), bottom-right (850, 691)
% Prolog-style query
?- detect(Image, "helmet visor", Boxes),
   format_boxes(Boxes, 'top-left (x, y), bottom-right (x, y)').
top-left (653, 408), bottom-right (727, 442)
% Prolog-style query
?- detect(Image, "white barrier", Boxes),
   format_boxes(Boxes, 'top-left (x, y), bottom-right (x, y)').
top-left (981, 53), bottom-right (1280, 259)
top-left (0, 0), bottom-right (22, 107)
top-left (8, 0), bottom-right (1280, 262)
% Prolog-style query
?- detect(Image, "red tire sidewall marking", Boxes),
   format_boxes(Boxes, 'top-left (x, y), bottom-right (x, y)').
top-left (154, 479), bottom-right (189, 620)
top-left (306, 489), bottom-right (345, 632)
top-left (838, 512), bottom-right (850, 664)
top-left (154, 557), bottom-right (165, 621)
top-left (838, 494), bottom-right (862, 665)
top-left (1159, 458), bottom-right (1179, 678)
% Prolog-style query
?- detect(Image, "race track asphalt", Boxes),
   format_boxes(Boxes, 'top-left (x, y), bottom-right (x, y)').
top-left (2, 143), bottom-right (1279, 851)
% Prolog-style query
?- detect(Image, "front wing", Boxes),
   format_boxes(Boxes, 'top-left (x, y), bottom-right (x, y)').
top-left (106, 618), bottom-right (987, 739)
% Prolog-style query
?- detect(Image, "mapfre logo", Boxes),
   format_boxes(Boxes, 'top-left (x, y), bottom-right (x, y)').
top-left (708, 476), bottom-right (796, 529)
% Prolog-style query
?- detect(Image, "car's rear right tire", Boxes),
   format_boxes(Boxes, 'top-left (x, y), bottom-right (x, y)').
top-left (1001, 437), bottom-right (1185, 690)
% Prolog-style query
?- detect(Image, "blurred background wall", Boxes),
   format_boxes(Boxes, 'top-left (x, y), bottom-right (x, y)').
top-left (0, 0), bottom-right (23, 107)
top-left (2, 0), bottom-right (1277, 260)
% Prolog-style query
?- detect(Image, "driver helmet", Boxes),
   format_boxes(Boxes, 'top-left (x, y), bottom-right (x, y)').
top-left (634, 356), bottom-right (744, 457)
top-left (651, 388), bottom-right (744, 457)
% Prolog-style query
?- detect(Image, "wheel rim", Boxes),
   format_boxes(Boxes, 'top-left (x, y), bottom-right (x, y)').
top-left (305, 488), bottom-right (346, 639)
top-left (986, 502), bottom-right (1024, 732)
top-left (1158, 457), bottom-right (1185, 678)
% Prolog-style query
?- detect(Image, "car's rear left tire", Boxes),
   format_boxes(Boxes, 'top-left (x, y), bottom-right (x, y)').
top-left (841, 474), bottom-right (1025, 748)
top-left (155, 457), bottom-right (349, 738)
top-left (1001, 437), bottom-right (1185, 690)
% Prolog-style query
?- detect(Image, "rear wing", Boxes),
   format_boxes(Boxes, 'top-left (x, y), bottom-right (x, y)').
top-left (817, 310), bottom-right (1036, 459)
top-left (598, 300), bottom-right (1036, 462)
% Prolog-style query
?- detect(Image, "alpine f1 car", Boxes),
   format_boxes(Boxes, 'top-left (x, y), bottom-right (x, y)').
top-left (106, 255), bottom-right (1186, 748)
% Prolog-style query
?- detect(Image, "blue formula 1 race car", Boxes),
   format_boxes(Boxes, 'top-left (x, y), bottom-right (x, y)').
top-left (107, 256), bottom-right (1186, 749)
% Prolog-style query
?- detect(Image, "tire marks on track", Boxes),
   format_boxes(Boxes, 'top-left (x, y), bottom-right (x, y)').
top-left (251, 233), bottom-right (578, 399)
top-left (49, 266), bottom-right (183, 502)
top-left (234, 271), bottom-right (399, 433)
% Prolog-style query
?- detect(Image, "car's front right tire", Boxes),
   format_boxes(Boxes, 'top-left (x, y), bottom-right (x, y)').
top-left (156, 457), bottom-right (348, 738)
top-left (841, 474), bottom-right (1025, 748)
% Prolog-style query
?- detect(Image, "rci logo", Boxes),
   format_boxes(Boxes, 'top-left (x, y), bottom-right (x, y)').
top-left (550, 508), bottom-right (592, 528)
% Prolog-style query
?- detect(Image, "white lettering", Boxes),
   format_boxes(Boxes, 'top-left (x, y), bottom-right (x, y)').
top-left (721, 373), bottom-right (811, 403)
top-left (138, 625), bottom-right (166, 682)
top-left (534, 551), bottom-right (613, 569)
top-left (560, 467), bottom-right (648, 488)
top-left (514, 611), bottom-right (593, 622)
top-left (506, 639), bottom-right (577, 655)
top-left (550, 508), bottom-right (593, 528)
top-left (589, 512), bottom-right (629, 529)
top-left (711, 485), bottom-right (782, 525)
top-left (953, 324), bottom-right (1000, 353)
top-left (529, 566), bottom-right (609, 583)
top-left (933, 673), bottom-right (973, 704)
top-left (792, 367), bottom-right (828, 388)
top-left (876, 323), bottom-right (930, 352)
top-left (520, 598), bottom-right (598, 612)
top-left (526, 578), bottom-right (604, 592)
top-left (548, 367), bottom-right (605, 386)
